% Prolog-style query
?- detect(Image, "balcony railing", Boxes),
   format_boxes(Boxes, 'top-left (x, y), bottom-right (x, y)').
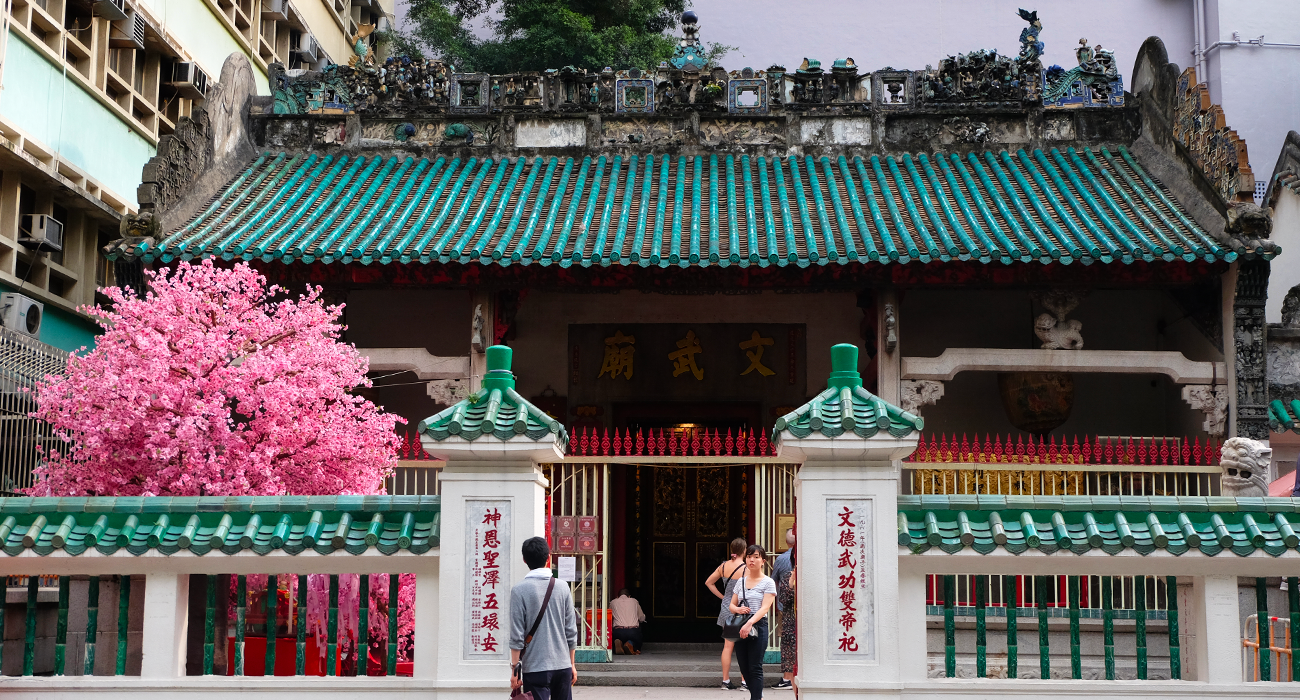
top-left (905, 433), bottom-right (1222, 497)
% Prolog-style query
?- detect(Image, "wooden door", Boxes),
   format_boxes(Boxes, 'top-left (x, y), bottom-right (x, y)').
top-left (639, 464), bottom-right (747, 641)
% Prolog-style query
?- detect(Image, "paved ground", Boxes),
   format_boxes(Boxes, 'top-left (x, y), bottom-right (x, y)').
top-left (575, 687), bottom-right (793, 698)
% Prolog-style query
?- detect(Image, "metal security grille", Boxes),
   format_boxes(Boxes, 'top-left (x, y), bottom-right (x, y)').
top-left (930, 574), bottom-right (1171, 612)
top-left (754, 462), bottom-right (798, 655)
top-left (385, 463), bottom-right (441, 495)
top-left (543, 463), bottom-right (611, 658)
top-left (0, 327), bottom-right (69, 495)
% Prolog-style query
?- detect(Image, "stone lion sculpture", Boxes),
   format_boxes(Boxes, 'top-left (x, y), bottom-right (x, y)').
top-left (1219, 436), bottom-right (1272, 498)
top-left (1034, 313), bottom-right (1084, 350)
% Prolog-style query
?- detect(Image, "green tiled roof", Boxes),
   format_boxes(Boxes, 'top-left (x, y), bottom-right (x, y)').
top-left (775, 343), bottom-right (923, 442)
top-left (121, 146), bottom-right (1275, 268)
top-left (0, 495), bottom-right (440, 556)
top-left (898, 495), bottom-right (1300, 557)
top-left (1269, 399), bottom-right (1300, 434)
top-left (419, 345), bottom-right (568, 447)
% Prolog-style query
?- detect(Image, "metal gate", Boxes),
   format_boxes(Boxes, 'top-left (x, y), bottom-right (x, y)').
top-left (0, 327), bottom-right (69, 495)
top-left (543, 463), bottom-right (611, 661)
top-left (754, 462), bottom-right (798, 658)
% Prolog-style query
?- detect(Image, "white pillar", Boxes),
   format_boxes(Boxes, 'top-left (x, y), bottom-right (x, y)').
top-left (139, 573), bottom-right (188, 679)
top-left (421, 342), bottom-right (565, 699)
top-left (1192, 574), bottom-right (1243, 684)
top-left (433, 459), bottom-right (551, 698)
top-left (412, 560), bottom-right (440, 681)
top-left (790, 447), bottom-right (912, 699)
top-left (779, 342), bottom-right (921, 699)
top-left (897, 569), bottom-right (929, 682)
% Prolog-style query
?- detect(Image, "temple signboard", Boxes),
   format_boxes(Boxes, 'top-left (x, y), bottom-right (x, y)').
top-left (568, 324), bottom-right (807, 424)
top-left (464, 499), bottom-right (511, 660)
top-left (826, 498), bottom-right (874, 662)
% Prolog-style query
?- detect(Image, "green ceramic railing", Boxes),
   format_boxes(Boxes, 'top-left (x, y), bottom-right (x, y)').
top-left (935, 575), bottom-right (1199, 681)
top-left (1, 573), bottom-right (409, 678)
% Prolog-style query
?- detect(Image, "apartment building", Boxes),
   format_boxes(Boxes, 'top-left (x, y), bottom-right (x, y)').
top-left (0, 0), bottom-right (392, 353)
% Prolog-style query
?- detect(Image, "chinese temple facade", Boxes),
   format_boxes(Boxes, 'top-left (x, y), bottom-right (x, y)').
top-left (105, 11), bottom-right (1284, 657)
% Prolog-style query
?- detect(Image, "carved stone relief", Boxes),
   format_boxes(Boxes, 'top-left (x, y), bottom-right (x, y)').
top-left (599, 119), bottom-right (682, 146)
top-left (699, 119), bottom-right (786, 146)
top-left (1235, 259), bottom-right (1270, 439)
top-left (1031, 290), bottom-right (1086, 350)
top-left (900, 380), bottom-right (944, 416)
top-left (428, 378), bottom-right (470, 406)
top-left (1181, 385), bottom-right (1228, 436)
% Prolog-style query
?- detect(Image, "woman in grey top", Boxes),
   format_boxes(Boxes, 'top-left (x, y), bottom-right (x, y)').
top-left (704, 537), bottom-right (748, 690)
top-left (728, 544), bottom-right (777, 700)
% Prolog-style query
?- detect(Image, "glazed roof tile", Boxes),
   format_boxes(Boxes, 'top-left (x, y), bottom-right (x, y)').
top-left (418, 346), bottom-right (568, 448)
top-left (774, 343), bottom-right (923, 442)
top-left (0, 495), bottom-right (440, 556)
top-left (1269, 399), bottom-right (1300, 434)
top-left (898, 495), bottom-right (1300, 556)
top-left (122, 146), bottom-right (1274, 268)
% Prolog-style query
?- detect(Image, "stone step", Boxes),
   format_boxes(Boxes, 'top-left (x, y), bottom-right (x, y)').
top-left (577, 649), bottom-right (783, 687)
top-left (576, 667), bottom-right (785, 687)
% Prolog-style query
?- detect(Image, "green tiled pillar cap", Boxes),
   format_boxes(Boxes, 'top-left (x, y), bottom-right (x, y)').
top-left (828, 343), bottom-right (862, 389)
top-left (483, 345), bottom-right (516, 390)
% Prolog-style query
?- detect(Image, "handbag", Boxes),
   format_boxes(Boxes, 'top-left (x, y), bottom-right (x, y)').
top-left (510, 577), bottom-right (557, 699)
top-left (720, 574), bottom-right (750, 641)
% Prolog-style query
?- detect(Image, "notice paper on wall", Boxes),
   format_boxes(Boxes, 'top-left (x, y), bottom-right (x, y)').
top-left (557, 556), bottom-right (577, 582)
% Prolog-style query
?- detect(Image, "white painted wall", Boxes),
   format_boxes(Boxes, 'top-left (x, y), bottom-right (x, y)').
top-left (1267, 188), bottom-right (1300, 322)
top-left (1204, 0), bottom-right (1300, 177)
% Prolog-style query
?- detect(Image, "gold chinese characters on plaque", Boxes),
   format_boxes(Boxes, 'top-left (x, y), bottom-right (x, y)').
top-left (669, 330), bottom-right (704, 380)
top-left (598, 331), bottom-right (636, 380)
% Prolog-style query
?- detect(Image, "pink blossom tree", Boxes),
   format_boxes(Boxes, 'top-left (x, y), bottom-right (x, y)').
top-left (29, 259), bottom-right (402, 497)
top-left (31, 259), bottom-right (418, 664)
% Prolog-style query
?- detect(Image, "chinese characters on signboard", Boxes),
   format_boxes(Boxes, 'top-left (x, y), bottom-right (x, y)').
top-left (669, 330), bottom-right (705, 380)
top-left (739, 330), bottom-right (775, 376)
top-left (596, 328), bottom-right (778, 382)
top-left (598, 331), bottom-right (636, 380)
top-left (465, 500), bottom-right (511, 660)
top-left (827, 498), bottom-right (874, 662)
top-left (568, 323), bottom-right (807, 409)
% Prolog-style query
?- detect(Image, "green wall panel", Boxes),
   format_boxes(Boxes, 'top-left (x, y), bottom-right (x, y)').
top-left (0, 283), bottom-right (97, 353)
top-left (0, 34), bottom-right (155, 206)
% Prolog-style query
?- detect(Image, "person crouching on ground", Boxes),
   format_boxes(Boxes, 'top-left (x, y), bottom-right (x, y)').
top-left (729, 544), bottom-right (777, 699)
top-left (510, 536), bottom-right (579, 700)
top-left (610, 588), bottom-right (645, 655)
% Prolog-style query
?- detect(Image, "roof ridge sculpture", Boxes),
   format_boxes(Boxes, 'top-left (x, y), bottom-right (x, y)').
top-left (264, 9), bottom-right (1123, 117)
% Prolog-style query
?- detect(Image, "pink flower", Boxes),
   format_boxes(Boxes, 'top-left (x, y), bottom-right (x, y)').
top-left (29, 259), bottom-right (404, 497)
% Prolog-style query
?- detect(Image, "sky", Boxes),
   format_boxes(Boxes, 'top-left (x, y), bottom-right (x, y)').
top-left (390, 0), bottom-right (1196, 82)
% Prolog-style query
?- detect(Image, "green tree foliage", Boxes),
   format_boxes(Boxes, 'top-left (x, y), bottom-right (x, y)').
top-left (395, 0), bottom-right (730, 73)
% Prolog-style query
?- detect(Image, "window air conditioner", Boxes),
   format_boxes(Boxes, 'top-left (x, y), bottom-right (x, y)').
top-left (376, 15), bottom-right (393, 33)
top-left (0, 293), bottom-right (43, 338)
top-left (20, 214), bottom-right (64, 253)
top-left (110, 10), bottom-right (146, 51)
top-left (168, 62), bottom-right (210, 99)
top-left (296, 34), bottom-right (319, 63)
top-left (92, 0), bottom-right (128, 21)
top-left (262, 0), bottom-right (288, 21)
